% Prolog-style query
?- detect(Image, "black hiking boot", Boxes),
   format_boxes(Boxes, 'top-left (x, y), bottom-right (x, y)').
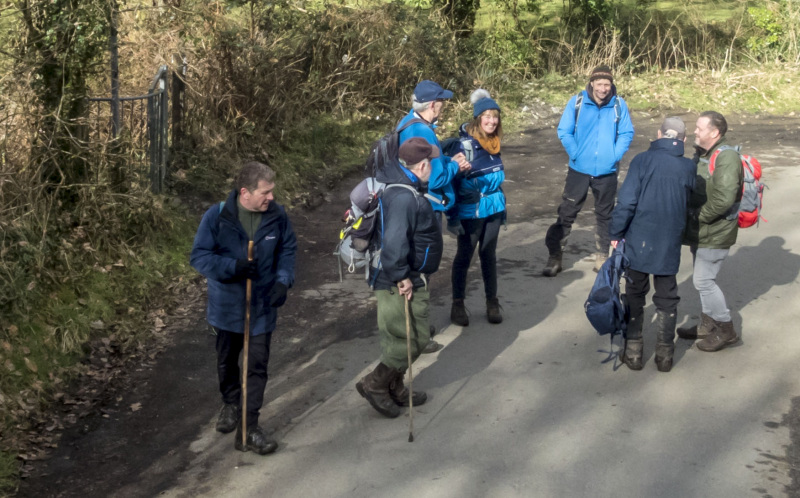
top-left (697, 320), bottom-right (739, 352)
top-left (677, 312), bottom-right (714, 340)
top-left (215, 403), bottom-right (240, 434)
top-left (486, 297), bottom-right (503, 324)
top-left (234, 425), bottom-right (278, 455)
top-left (542, 253), bottom-right (563, 277)
top-left (451, 299), bottom-right (469, 326)
top-left (654, 311), bottom-right (677, 372)
top-left (388, 369), bottom-right (427, 407)
top-left (620, 308), bottom-right (644, 370)
top-left (355, 362), bottom-right (401, 418)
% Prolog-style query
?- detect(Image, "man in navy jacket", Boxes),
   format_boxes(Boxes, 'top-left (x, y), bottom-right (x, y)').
top-left (190, 161), bottom-right (297, 454)
top-left (609, 118), bottom-right (696, 372)
top-left (544, 65), bottom-right (635, 276)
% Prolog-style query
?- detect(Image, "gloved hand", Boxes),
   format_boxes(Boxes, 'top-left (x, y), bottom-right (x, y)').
top-left (234, 259), bottom-right (259, 281)
top-left (446, 218), bottom-right (465, 237)
top-left (267, 282), bottom-right (288, 308)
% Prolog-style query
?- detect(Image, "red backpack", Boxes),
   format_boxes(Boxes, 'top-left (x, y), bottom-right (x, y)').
top-left (707, 145), bottom-right (766, 228)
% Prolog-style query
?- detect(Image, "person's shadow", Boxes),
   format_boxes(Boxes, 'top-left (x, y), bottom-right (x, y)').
top-left (670, 235), bottom-right (800, 364)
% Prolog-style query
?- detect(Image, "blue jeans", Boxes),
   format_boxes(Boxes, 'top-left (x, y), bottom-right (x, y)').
top-left (692, 247), bottom-right (731, 322)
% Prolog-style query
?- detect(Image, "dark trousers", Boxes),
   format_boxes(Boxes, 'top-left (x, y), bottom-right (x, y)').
top-left (216, 329), bottom-right (271, 428)
top-left (626, 268), bottom-right (680, 318)
top-left (452, 212), bottom-right (503, 300)
top-left (544, 168), bottom-right (617, 256)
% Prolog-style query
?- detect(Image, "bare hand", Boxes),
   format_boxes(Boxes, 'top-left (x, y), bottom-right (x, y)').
top-left (451, 153), bottom-right (471, 173)
top-left (397, 278), bottom-right (413, 300)
top-left (611, 240), bottom-right (618, 249)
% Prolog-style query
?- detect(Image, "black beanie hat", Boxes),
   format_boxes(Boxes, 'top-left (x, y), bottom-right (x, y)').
top-left (590, 65), bottom-right (614, 83)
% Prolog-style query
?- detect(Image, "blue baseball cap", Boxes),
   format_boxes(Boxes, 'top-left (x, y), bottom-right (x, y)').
top-left (413, 80), bottom-right (454, 103)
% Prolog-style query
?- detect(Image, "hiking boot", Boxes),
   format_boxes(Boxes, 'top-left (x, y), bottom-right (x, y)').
top-left (542, 253), bottom-right (563, 277)
top-left (234, 425), bottom-right (278, 455)
top-left (355, 362), bottom-right (401, 418)
top-left (654, 311), bottom-right (677, 372)
top-left (677, 312), bottom-right (714, 340)
top-left (422, 340), bottom-right (443, 354)
top-left (486, 297), bottom-right (503, 324)
top-left (593, 252), bottom-right (607, 273)
top-left (215, 403), bottom-right (240, 434)
top-left (697, 320), bottom-right (739, 352)
top-left (451, 299), bottom-right (469, 326)
top-left (388, 369), bottom-right (427, 407)
top-left (620, 338), bottom-right (644, 371)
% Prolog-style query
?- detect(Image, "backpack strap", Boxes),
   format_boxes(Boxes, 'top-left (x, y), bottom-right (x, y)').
top-left (461, 139), bottom-right (474, 163)
top-left (572, 93), bottom-right (583, 135)
top-left (396, 117), bottom-right (428, 133)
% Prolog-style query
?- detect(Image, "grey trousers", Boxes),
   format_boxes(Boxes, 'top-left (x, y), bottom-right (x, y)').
top-left (692, 247), bottom-right (731, 322)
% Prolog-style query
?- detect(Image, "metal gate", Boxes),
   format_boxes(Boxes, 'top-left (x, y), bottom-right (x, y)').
top-left (88, 65), bottom-right (169, 193)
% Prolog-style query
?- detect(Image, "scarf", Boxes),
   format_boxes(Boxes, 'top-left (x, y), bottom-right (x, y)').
top-left (472, 133), bottom-right (500, 155)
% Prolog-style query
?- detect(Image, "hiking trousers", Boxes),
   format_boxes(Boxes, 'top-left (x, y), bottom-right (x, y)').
top-left (692, 246), bottom-right (731, 322)
top-left (215, 328), bottom-right (272, 428)
top-left (626, 269), bottom-right (680, 315)
top-left (376, 287), bottom-right (431, 370)
top-left (545, 168), bottom-right (617, 256)
top-left (452, 212), bottom-right (504, 300)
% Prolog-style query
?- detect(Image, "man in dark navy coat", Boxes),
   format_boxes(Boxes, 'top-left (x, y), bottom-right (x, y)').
top-left (191, 161), bottom-right (297, 454)
top-left (609, 117), bottom-right (696, 372)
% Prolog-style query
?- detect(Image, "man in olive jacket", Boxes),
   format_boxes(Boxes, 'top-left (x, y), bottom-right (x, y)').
top-left (679, 111), bottom-right (743, 352)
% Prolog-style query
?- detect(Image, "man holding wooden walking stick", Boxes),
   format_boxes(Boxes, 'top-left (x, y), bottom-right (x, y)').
top-left (356, 138), bottom-right (444, 421)
top-left (191, 161), bottom-right (297, 455)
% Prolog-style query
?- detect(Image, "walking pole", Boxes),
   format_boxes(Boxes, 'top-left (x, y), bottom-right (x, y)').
top-left (404, 297), bottom-right (414, 443)
top-left (241, 240), bottom-right (255, 447)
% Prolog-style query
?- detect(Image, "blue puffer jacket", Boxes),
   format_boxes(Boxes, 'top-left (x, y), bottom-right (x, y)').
top-left (556, 87), bottom-right (634, 177)
top-left (397, 111), bottom-right (460, 213)
top-left (190, 190), bottom-right (297, 335)
top-left (609, 138), bottom-right (696, 275)
top-left (451, 124), bottom-right (506, 220)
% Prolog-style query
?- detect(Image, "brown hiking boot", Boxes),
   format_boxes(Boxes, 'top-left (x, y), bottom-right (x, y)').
top-left (697, 320), bottom-right (739, 352)
top-left (388, 369), bottom-right (427, 407)
top-left (620, 338), bottom-right (643, 370)
top-left (451, 299), bottom-right (469, 326)
top-left (356, 362), bottom-right (401, 418)
top-left (486, 297), bottom-right (503, 324)
top-left (677, 313), bottom-right (714, 340)
top-left (542, 253), bottom-right (563, 277)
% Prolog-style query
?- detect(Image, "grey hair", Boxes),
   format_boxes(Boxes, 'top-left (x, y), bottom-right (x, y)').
top-left (663, 130), bottom-right (679, 139)
top-left (235, 161), bottom-right (275, 192)
top-left (411, 94), bottom-right (430, 114)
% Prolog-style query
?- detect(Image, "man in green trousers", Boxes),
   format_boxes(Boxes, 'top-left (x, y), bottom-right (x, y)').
top-left (356, 137), bottom-right (444, 418)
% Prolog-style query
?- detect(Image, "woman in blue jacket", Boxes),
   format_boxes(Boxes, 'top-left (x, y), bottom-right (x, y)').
top-left (449, 89), bottom-right (506, 326)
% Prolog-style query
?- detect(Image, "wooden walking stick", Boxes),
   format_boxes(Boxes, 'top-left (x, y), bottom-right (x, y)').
top-left (241, 240), bottom-right (255, 447)
top-left (404, 297), bottom-right (415, 443)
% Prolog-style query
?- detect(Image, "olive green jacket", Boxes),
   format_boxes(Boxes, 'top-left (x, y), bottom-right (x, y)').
top-left (683, 137), bottom-right (743, 249)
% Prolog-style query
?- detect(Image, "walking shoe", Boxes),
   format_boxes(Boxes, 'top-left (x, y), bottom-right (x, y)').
top-left (215, 403), bottom-right (240, 434)
top-left (486, 298), bottom-right (503, 324)
top-left (542, 253), bottom-right (563, 277)
top-left (451, 299), bottom-right (469, 326)
top-left (388, 369), bottom-right (427, 407)
top-left (620, 338), bottom-right (643, 371)
top-left (422, 340), bottom-right (443, 354)
top-left (677, 312), bottom-right (714, 340)
top-left (355, 362), bottom-right (401, 418)
top-left (696, 320), bottom-right (739, 352)
top-left (234, 425), bottom-right (278, 455)
top-left (593, 252), bottom-right (607, 273)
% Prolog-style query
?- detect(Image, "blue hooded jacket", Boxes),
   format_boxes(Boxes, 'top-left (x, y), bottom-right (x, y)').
top-left (190, 190), bottom-right (297, 335)
top-left (557, 88), bottom-right (634, 177)
top-left (609, 138), bottom-right (696, 275)
top-left (397, 110), bottom-right (460, 213)
top-left (451, 123), bottom-right (506, 220)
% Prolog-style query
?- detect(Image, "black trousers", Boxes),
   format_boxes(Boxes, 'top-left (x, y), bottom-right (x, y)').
top-left (626, 268), bottom-right (680, 317)
top-left (451, 212), bottom-right (503, 300)
top-left (216, 329), bottom-right (271, 428)
top-left (544, 168), bottom-right (617, 256)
